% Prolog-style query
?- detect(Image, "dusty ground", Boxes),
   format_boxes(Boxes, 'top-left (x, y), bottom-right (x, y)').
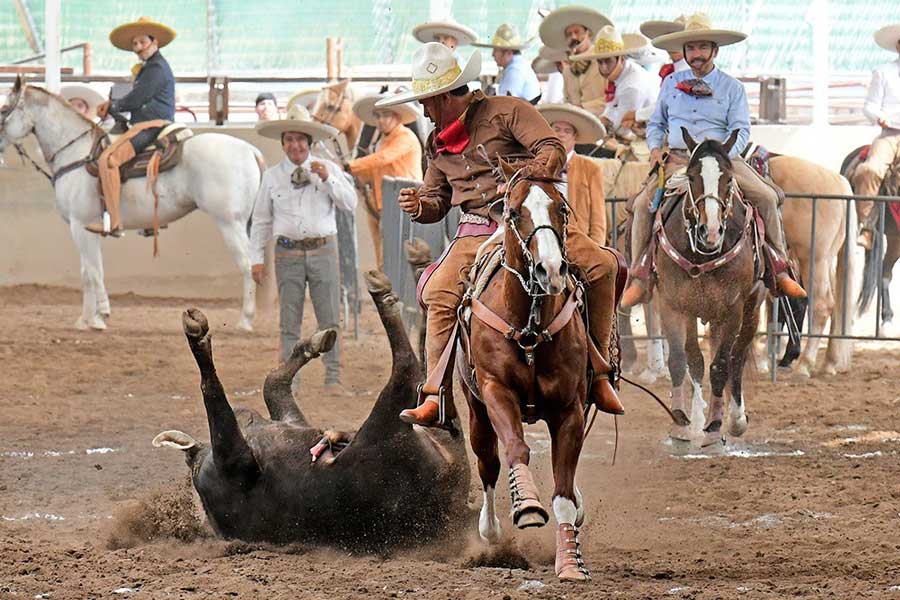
top-left (1, 284), bottom-right (899, 600)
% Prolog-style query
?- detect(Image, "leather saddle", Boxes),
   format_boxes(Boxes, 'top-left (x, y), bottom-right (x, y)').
top-left (86, 122), bottom-right (193, 182)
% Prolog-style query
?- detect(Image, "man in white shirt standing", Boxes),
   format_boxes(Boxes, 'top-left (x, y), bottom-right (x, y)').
top-left (251, 106), bottom-right (358, 393)
top-left (640, 16), bottom-right (690, 84)
top-left (853, 23), bottom-right (900, 249)
top-left (570, 25), bottom-right (657, 139)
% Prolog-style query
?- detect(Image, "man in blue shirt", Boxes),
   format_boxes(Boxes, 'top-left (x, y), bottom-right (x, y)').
top-left (88, 17), bottom-right (177, 236)
top-left (622, 14), bottom-right (805, 306)
top-left (474, 24), bottom-right (540, 101)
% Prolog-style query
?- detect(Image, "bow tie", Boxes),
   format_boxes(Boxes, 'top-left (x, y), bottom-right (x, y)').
top-left (658, 63), bottom-right (675, 83)
top-left (605, 81), bottom-right (616, 102)
top-left (676, 78), bottom-right (713, 97)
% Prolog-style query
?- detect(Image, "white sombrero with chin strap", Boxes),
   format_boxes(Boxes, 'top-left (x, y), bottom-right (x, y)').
top-left (532, 46), bottom-right (568, 75)
top-left (570, 25), bottom-right (647, 61)
top-left (537, 104), bottom-right (607, 144)
top-left (375, 43), bottom-right (482, 108)
top-left (874, 24), bottom-right (900, 52)
top-left (412, 21), bottom-right (479, 47)
top-left (538, 6), bottom-right (612, 51)
top-left (255, 105), bottom-right (338, 142)
top-left (651, 13), bottom-right (746, 53)
top-left (352, 94), bottom-right (420, 127)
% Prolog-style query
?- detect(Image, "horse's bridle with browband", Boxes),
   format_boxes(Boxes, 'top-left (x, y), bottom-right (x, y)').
top-left (682, 147), bottom-right (737, 256)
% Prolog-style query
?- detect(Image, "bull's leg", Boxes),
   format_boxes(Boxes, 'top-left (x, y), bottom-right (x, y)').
top-left (481, 379), bottom-right (548, 529)
top-left (405, 238), bottom-right (433, 366)
top-left (468, 396), bottom-right (502, 544)
top-left (659, 303), bottom-right (691, 446)
top-left (262, 329), bottom-right (336, 424)
top-left (703, 319), bottom-right (739, 452)
top-left (548, 404), bottom-right (590, 582)
top-left (182, 308), bottom-right (260, 483)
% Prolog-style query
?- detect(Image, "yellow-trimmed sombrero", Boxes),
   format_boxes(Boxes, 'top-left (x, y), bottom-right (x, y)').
top-left (110, 16), bottom-right (176, 52)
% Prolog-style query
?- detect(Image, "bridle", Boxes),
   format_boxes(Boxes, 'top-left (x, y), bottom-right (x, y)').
top-left (0, 82), bottom-right (109, 185)
top-left (682, 147), bottom-right (736, 256)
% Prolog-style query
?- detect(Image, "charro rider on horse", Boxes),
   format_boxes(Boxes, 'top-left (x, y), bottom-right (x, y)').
top-left (375, 42), bottom-right (624, 427)
top-left (853, 23), bottom-right (900, 250)
top-left (88, 16), bottom-right (176, 236)
top-left (621, 13), bottom-right (806, 307)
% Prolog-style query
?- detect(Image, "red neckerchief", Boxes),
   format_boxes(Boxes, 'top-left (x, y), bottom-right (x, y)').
top-left (676, 78), bottom-right (713, 97)
top-left (604, 81), bottom-right (616, 102)
top-left (435, 117), bottom-right (470, 154)
top-left (658, 63), bottom-right (675, 84)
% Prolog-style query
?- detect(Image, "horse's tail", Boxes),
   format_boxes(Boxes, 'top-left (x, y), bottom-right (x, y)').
top-left (857, 217), bottom-right (883, 316)
top-left (247, 149), bottom-right (267, 236)
top-left (827, 176), bottom-right (859, 369)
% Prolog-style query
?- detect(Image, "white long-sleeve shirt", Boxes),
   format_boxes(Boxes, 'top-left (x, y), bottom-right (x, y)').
top-left (602, 60), bottom-right (659, 134)
top-left (538, 72), bottom-right (566, 105)
top-left (250, 156), bottom-right (357, 265)
top-left (863, 58), bottom-right (900, 127)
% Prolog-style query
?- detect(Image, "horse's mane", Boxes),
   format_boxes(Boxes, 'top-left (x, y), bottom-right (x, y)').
top-left (25, 85), bottom-right (105, 132)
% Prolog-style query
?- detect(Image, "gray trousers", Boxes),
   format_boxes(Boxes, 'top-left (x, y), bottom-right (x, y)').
top-left (274, 237), bottom-right (341, 383)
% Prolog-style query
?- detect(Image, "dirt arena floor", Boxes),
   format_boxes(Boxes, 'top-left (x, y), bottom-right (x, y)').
top-left (1, 284), bottom-right (899, 599)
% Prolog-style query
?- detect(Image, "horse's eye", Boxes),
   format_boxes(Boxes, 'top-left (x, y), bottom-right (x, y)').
top-left (507, 209), bottom-right (520, 220)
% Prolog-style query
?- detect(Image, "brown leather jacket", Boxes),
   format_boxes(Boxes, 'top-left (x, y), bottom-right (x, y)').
top-left (415, 90), bottom-right (566, 224)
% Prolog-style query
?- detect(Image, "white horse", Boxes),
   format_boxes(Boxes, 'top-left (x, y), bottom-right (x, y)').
top-left (0, 76), bottom-right (263, 331)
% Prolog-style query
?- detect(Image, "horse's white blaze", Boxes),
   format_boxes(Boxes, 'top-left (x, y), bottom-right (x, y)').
top-left (478, 486), bottom-right (502, 543)
top-left (523, 185), bottom-right (563, 275)
top-left (552, 495), bottom-right (578, 526)
top-left (699, 156), bottom-right (722, 237)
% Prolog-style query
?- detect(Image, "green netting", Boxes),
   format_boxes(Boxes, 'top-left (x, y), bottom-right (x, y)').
top-left (0, 1), bottom-right (898, 76)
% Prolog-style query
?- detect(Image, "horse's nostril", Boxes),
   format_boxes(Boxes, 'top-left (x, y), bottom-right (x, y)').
top-left (535, 263), bottom-right (548, 282)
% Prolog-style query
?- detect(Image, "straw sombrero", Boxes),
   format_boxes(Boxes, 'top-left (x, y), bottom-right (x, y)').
top-left (255, 105), bottom-right (338, 142)
top-left (376, 43), bottom-right (481, 108)
top-left (472, 23), bottom-right (532, 51)
top-left (532, 46), bottom-right (568, 75)
top-left (570, 26), bottom-right (647, 61)
top-left (639, 15), bottom-right (688, 41)
top-left (60, 85), bottom-right (105, 117)
top-left (538, 6), bottom-right (612, 51)
top-left (412, 21), bottom-right (479, 47)
top-left (537, 104), bottom-right (607, 143)
top-left (287, 88), bottom-right (321, 112)
top-left (652, 13), bottom-right (745, 53)
top-left (109, 16), bottom-right (176, 51)
top-left (874, 24), bottom-right (900, 52)
top-left (352, 94), bottom-right (420, 127)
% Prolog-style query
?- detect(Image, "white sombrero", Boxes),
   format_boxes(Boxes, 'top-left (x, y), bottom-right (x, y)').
top-left (287, 88), bottom-right (321, 112)
top-left (538, 6), bottom-right (612, 51)
top-left (537, 104), bottom-right (607, 143)
top-left (109, 16), bottom-right (176, 52)
top-left (874, 24), bottom-right (900, 52)
top-left (60, 85), bottom-right (105, 116)
top-left (639, 15), bottom-right (688, 41)
top-left (352, 94), bottom-right (420, 127)
top-left (255, 105), bottom-right (338, 142)
top-left (570, 26), bottom-right (647, 61)
top-left (412, 21), bottom-right (479, 47)
top-left (532, 46), bottom-right (568, 75)
top-left (652, 13), bottom-right (746, 53)
top-left (472, 23), bottom-right (533, 51)
top-left (376, 43), bottom-right (482, 108)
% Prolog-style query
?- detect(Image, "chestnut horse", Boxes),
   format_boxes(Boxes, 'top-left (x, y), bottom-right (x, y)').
top-left (654, 129), bottom-right (764, 453)
top-left (460, 165), bottom-right (597, 582)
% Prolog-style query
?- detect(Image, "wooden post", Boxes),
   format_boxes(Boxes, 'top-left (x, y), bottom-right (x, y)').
top-left (208, 76), bottom-right (229, 125)
top-left (82, 42), bottom-right (92, 76)
top-left (326, 37), bottom-right (336, 80)
top-left (336, 38), bottom-right (343, 79)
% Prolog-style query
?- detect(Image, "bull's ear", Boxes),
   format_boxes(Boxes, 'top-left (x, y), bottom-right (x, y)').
top-left (681, 126), bottom-right (697, 152)
top-left (722, 129), bottom-right (741, 156)
top-left (153, 430), bottom-right (198, 451)
top-left (497, 157), bottom-right (517, 181)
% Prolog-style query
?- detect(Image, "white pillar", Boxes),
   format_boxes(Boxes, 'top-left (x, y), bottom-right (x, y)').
top-left (44, 0), bottom-right (61, 93)
top-left (811, 0), bottom-right (830, 126)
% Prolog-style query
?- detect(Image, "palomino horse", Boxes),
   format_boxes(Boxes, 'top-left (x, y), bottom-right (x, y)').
top-left (654, 130), bottom-right (761, 453)
top-left (842, 145), bottom-right (900, 329)
top-left (0, 76), bottom-right (262, 331)
top-left (767, 155), bottom-right (857, 376)
top-left (461, 165), bottom-right (602, 582)
top-left (311, 80), bottom-right (361, 163)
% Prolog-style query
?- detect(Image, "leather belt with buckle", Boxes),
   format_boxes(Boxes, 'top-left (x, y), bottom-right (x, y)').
top-left (276, 236), bottom-right (327, 251)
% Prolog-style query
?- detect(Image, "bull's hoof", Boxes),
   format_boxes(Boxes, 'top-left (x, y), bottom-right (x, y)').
top-left (364, 270), bottom-right (392, 295)
top-left (309, 329), bottom-right (337, 355)
top-left (182, 308), bottom-right (209, 339)
top-left (404, 238), bottom-right (432, 267)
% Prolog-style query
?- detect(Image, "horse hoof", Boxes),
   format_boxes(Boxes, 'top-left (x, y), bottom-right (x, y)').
top-left (637, 369), bottom-right (657, 385)
top-left (478, 517), bottom-right (502, 545)
top-left (701, 437), bottom-right (725, 455)
top-left (515, 508), bottom-right (549, 529)
top-left (795, 364), bottom-right (811, 380)
top-left (235, 318), bottom-right (253, 332)
top-left (823, 362), bottom-right (838, 376)
top-left (669, 437), bottom-right (693, 455)
top-left (728, 414), bottom-right (749, 437)
top-left (75, 317), bottom-right (89, 331)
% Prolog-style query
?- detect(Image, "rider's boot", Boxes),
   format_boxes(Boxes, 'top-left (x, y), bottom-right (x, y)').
top-left (399, 395), bottom-right (440, 426)
top-left (584, 267), bottom-right (625, 416)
